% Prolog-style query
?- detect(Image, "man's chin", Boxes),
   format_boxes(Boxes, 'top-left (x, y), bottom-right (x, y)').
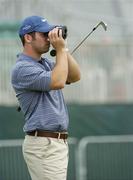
top-left (42, 47), bottom-right (50, 53)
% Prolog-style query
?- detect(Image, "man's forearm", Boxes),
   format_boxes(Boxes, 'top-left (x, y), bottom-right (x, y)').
top-left (50, 49), bottom-right (68, 89)
top-left (66, 52), bottom-right (81, 83)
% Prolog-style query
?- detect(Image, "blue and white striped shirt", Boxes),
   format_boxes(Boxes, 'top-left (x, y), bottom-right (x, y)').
top-left (11, 53), bottom-right (69, 132)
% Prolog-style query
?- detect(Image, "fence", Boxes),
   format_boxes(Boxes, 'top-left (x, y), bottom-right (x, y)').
top-left (77, 135), bottom-right (133, 180)
top-left (1, 135), bottom-right (133, 180)
top-left (1, 35), bottom-right (133, 105)
top-left (0, 140), bottom-right (30, 180)
top-left (0, 0), bottom-right (133, 105)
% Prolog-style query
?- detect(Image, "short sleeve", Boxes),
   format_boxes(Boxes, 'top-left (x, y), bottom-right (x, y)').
top-left (12, 63), bottom-right (51, 92)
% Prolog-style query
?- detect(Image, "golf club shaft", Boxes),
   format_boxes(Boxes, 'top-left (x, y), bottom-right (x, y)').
top-left (71, 29), bottom-right (94, 54)
top-left (71, 21), bottom-right (107, 55)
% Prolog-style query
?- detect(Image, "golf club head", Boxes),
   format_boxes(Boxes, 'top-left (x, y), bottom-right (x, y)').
top-left (100, 21), bottom-right (107, 31)
top-left (94, 21), bottom-right (107, 31)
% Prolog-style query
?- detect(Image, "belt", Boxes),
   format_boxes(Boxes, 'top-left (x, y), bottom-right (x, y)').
top-left (26, 130), bottom-right (68, 139)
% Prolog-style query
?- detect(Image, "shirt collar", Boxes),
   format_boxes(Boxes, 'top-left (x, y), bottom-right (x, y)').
top-left (17, 53), bottom-right (44, 63)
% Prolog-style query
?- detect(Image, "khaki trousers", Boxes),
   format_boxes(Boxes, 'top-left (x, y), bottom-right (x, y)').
top-left (22, 135), bottom-right (69, 180)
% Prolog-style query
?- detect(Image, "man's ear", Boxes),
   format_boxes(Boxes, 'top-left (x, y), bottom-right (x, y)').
top-left (24, 34), bottom-right (32, 43)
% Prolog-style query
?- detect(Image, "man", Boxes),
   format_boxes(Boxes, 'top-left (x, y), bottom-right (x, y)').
top-left (11, 15), bottom-right (81, 180)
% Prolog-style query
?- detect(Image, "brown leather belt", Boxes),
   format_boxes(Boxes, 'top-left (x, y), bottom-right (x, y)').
top-left (26, 130), bottom-right (68, 139)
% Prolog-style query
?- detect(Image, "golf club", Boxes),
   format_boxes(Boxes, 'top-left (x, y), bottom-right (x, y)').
top-left (71, 21), bottom-right (107, 54)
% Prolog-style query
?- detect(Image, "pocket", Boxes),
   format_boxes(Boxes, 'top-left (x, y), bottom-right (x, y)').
top-left (23, 136), bottom-right (51, 160)
top-left (23, 136), bottom-right (51, 152)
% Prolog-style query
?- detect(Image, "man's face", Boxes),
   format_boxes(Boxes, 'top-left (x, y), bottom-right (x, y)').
top-left (30, 32), bottom-right (50, 54)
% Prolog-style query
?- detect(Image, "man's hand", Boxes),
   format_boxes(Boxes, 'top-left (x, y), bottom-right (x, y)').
top-left (49, 28), bottom-right (68, 90)
top-left (48, 28), bottom-right (66, 51)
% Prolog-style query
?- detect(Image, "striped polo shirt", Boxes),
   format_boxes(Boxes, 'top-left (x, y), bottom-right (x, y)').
top-left (11, 53), bottom-right (69, 132)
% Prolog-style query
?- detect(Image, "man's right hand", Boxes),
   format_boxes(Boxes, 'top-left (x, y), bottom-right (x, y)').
top-left (48, 28), bottom-right (68, 90)
top-left (48, 28), bottom-right (66, 52)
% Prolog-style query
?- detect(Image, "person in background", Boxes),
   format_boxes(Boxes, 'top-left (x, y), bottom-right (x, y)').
top-left (11, 15), bottom-right (81, 180)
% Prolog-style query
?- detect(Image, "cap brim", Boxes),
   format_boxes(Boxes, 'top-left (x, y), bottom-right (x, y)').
top-left (35, 24), bottom-right (56, 33)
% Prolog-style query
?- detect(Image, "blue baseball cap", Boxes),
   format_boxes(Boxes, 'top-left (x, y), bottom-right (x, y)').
top-left (19, 15), bottom-right (56, 36)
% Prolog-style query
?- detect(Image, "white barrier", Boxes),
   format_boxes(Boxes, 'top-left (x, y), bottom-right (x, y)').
top-left (77, 135), bottom-right (133, 180)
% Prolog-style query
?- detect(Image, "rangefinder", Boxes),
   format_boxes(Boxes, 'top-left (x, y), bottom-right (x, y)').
top-left (56, 25), bottom-right (67, 39)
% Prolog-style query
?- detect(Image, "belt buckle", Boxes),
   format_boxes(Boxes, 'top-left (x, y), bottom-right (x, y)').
top-left (35, 131), bottom-right (38, 137)
top-left (57, 132), bottom-right (61, 139)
